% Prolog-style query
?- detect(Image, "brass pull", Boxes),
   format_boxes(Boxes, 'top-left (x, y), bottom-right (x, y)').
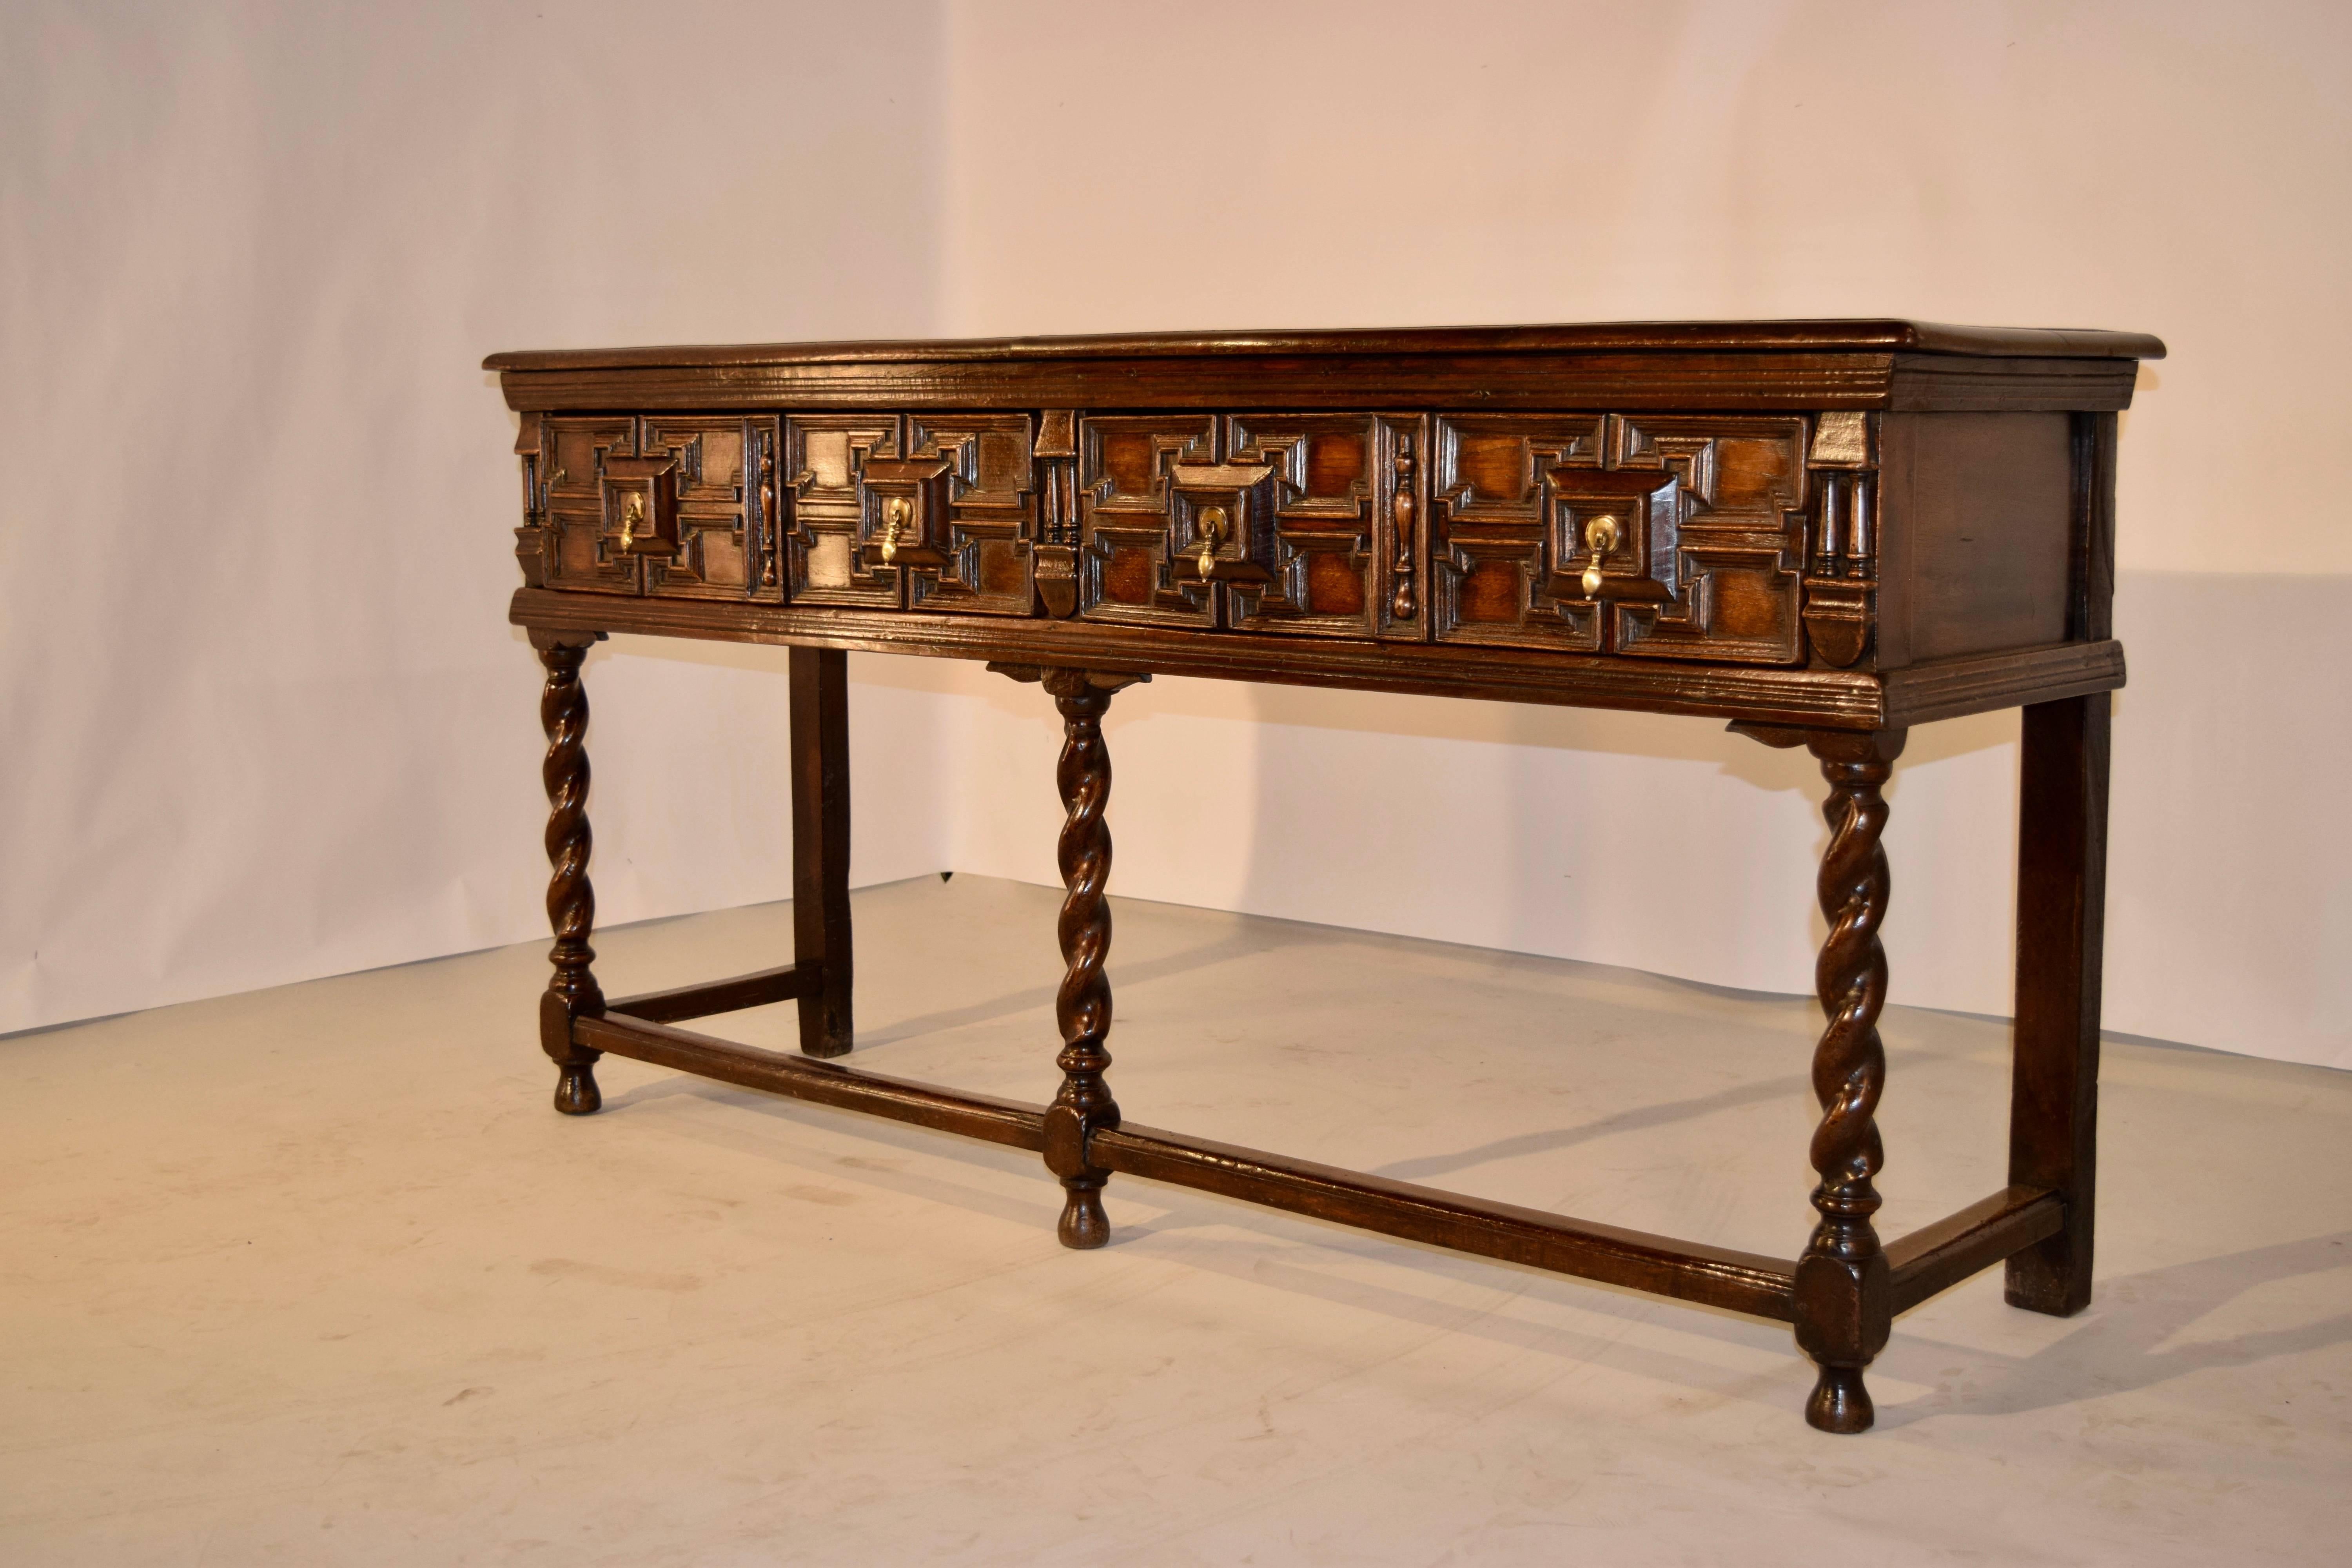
top-left (1194, 505), bottom-right (1227, 579)
top-left (619, 492), bottom-right (644, 550)
top-left (1580, 514), bottom-right (1619, 597)
top-left (880, 496), bottom-right (910, 564)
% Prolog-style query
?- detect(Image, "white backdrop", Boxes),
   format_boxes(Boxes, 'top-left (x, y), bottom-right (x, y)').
top-left (0, 1), bottom-right (964, 1034)
top-left (6, 1), bottom-right (2348, 1069)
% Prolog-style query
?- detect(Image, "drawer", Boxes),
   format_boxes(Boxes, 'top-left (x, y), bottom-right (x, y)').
top-left (784, 414), bottom-right (1040, 615)
top-left (784, 414), bottom-right (904, 609)
top-left (527, 417), bottom-right (640, 595)
top-left (903, 414), bottom-right (1038, 616)
top-left (518, 416), bottom-right (784, 600)
top-left (519, 409), bottom-right (1805, 663)
top-left (1076, 413), bottom-right (1418, 637)
top-left (1428, 413), bottom-right (1808, 664)
top-left (640, 416), bottom-right (784, 601)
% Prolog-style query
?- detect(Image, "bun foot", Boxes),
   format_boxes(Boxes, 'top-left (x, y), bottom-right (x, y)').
top-left (1057, 1181), bottom-right (1111, 1249)
top-left (553, 1063), bottom-right (602, 1116)
top-left (1805, 1364), bottom-right (1875, 1433)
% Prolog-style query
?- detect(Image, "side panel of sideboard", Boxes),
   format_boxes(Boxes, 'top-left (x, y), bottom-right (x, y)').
top-left (1875, 413), bottom-right (2075, 668)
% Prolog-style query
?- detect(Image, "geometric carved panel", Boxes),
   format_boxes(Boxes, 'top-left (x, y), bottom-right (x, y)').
top-left (1074, 412), bottom-right (1418, 637)
top-left (1077, 415), bottom-right (1220, 630)
top-left (1427, 414), bottom-right (1610, 652)
top-left (642, 416), bottom-right (784, 601)
top-left (904, 412), bottom-right (1037, 617)
top-left (785, 414), bottom-right (903, 610)
top-left (515, 405), bottom-right (1808, 662)
top-left (1608, 415), bottom-right (1809, 665)
top-left (1222, 413), bottom-right (1417, 639)
top-left (1430, 412), bottom-right (1809, 664)
top-left (537, 417), bottom-right (641, 595)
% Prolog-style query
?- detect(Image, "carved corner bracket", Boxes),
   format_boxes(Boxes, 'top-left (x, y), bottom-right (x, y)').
top-left (987, 662), bottom-right (1152, 696)
top-left (1802, 578), bottom-right (1875, 669)
top-left (514, 411), bottom-right (551, 588)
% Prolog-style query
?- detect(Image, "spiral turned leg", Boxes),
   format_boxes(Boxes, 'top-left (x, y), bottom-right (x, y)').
top-left (1035, 667), bottom-right (1145, 1249)
top-left (1793, 728), bottom-right (1907, 1432)
top-left (535, 633), bottom-right (606, 1115)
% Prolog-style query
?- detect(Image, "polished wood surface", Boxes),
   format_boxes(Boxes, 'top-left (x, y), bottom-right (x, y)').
top-left (789, 648), bottom-right (855, 1060)
top-left (509, 587), bottom-right (2127, 730)
top-left (485, 319), bottom-right (2167, 368)
top-left (493, 320), bottom-right (2158, 1432)
top-left (1802, 728), bottom-right (1906, 1434)
top-left (530, 630), bottom-right (605, 1117)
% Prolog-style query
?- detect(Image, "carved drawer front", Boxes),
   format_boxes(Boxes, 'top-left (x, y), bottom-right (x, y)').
top-left (784, 415), bottom-right (904, 609)
top-left (1221, 414), bottom-right (1419, 638)
top-left (1428, 415), bottom-right (1612, 652)
top-left (639, 417), bottom-right (784, 600)
top-left (783, 414), bottom-right (1041, 614)
top-left (1076, 413), bottom-right (1417, 636)
top-left (1429, 414), bottom-right (1808, 663)
top-left (1608, 415), bottom-right (1808, 665)
top-left (1077, 415), bottom-right (1220, 629)
top-left (532, 417), bottom-right (642, 594)
top-left (902, 414), bottom-right (1037, 616)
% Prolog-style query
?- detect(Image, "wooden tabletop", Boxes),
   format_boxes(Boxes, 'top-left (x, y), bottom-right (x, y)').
top-left (486, 320), bottom-right (2167, 373)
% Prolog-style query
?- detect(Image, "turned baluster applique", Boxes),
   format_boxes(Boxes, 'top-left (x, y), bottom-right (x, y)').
top-left (1390, 430), bottom-right (1417, 620)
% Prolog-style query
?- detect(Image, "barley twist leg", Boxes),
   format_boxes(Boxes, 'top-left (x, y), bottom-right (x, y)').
top-left (1795, 728), bottom-right (1906, 1432)
top-left (1037, 667), bottom-right (1143, 1248)
top-left (535, 633), bottom-right (606, 1115)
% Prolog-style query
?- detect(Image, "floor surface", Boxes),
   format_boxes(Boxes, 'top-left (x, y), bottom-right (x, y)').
top-left (5, 875), bottom-right (2348, 1564)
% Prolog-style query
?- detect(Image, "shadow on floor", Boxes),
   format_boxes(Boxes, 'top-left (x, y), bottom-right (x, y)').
top-left (1876, 1229), bottom-right (2352, 1428)
top-left (1370, 1067), bottom-right (1813, 1183)
top-left (595, 917), bottom-right (1348, 1074)
top-left (595, 1064), bottom-right (2352, 1432)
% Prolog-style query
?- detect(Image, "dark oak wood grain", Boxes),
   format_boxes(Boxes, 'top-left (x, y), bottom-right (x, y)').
top-left (789, 647), bottom-right (854, 1059)
top-left (1878, 413), bottom-right (2075, 664)
top-left (494, 320), bottom-right (2152, 1434)
top-left (989, 665), bottom-right (1150, 1248)
top-left (511, 589), bottom-right (2127, 732)
top-left (531, 630), bottom-right (605, 1115)
top-left (486, 319), bottom-right (2165, 370)
top-left (1798, 729), bottom-right (1906, 1433)
top-left (581, 1011), bottom-right (1049, 1152)
top-left (1887, 1186), bottom-right (2064, 1314)
top-left (2006, 695), bottom-right (2111, 1315)
top-left (1093, 1122), bottom-right (1798, 1320)
top-left (607, 963), bottom-right (808, 1025)
top-left (489, 324), bottom-right (2158, 417)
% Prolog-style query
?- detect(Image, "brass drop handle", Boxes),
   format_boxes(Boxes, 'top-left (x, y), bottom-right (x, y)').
top-left (880, 496), bottom-right (910, 564)
top-left (1194, 505), bottom-right (1228, 579)
top-left (1580, 514), bottom-right (1620, 597)
top-left (619, 492), bottom-right (644, 550)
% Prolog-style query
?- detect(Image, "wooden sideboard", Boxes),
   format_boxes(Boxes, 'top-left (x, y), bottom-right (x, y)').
top-left (487, 321), bottom-right (2161, 1433)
